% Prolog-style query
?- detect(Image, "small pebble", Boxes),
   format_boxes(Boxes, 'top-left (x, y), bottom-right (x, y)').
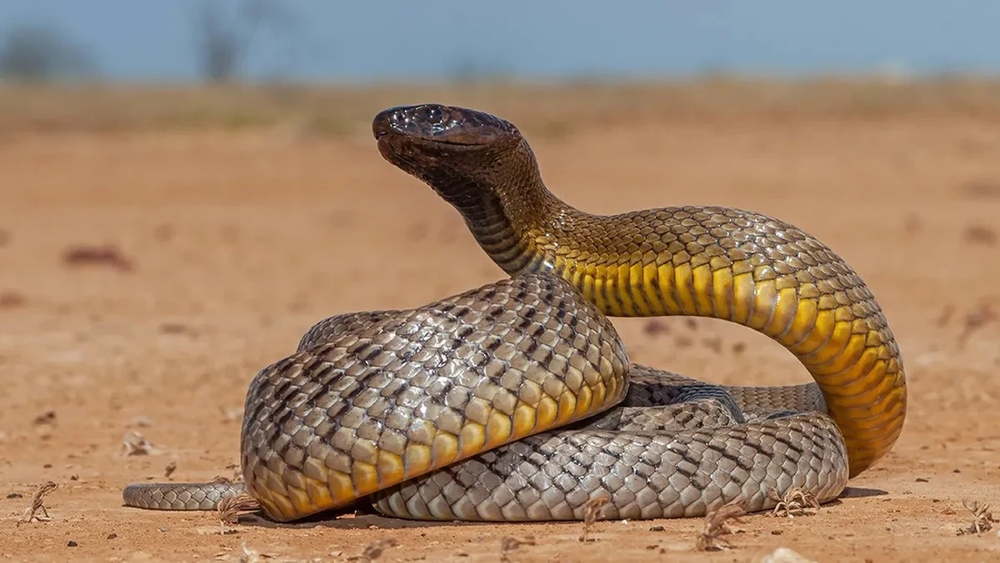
top-left (67, 541), bottom-right (78, 547)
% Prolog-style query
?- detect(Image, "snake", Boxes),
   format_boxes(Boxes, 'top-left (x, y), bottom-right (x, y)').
top-left (121, 104), bottom-right (907, 523)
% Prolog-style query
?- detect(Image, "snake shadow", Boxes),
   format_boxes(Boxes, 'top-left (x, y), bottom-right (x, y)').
top-left (236, 487), bottom-right (889, 529)
top-left (839, 486), bottom-right (888, 499)
top-left (237, 502), bottom-right (494, 530)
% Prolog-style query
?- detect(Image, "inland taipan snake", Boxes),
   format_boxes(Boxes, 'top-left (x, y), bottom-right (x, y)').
top-left (122, 104), bottom-right (907, 523)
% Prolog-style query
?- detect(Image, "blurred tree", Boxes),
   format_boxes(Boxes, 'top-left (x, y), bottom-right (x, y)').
top-left (0, 24), bottom-right (99, 82)
top-left (194, 0), bottom-right (295, 83)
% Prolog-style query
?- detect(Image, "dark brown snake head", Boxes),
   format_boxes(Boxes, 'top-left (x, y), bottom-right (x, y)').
top-left (372, 104), bottom-right (541, 208)
top-left (373, 104), bottom-right (518, 147)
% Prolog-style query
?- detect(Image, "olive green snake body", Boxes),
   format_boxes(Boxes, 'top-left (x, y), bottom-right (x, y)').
top-left (122, 104), bottom-right (906, 522)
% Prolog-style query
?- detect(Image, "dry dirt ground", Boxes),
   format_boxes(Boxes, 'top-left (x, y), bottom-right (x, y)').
top-left (1, 87), bottom-right (999, 562)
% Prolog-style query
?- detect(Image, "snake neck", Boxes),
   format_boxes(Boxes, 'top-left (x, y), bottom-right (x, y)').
top-left (416, 141), bottom-right (578, 274)
top-left (387, 107), bottom-right (905, 481)
top-left (437, 173), bottom-right (907, 479)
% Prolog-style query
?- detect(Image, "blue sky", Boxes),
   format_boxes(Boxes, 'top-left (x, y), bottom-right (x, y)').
top-left (1, 0), bottom-right (997, 82)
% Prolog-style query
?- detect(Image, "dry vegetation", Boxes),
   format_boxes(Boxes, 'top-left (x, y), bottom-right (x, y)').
top-left (1, 77), bottom-right (1000, 137)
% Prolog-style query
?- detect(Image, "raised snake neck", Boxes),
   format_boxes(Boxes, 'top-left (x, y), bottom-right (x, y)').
top-left (120, 104), bottom-right (905, 523)
top-left (373, 104), bottom-right (906, 478)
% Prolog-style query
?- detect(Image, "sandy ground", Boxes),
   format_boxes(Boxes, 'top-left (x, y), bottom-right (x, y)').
top-left (1, 98), bottom-right (999, 562)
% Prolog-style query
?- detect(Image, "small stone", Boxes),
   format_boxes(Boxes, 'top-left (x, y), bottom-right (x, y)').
top-left (760, 547), bottom-right (816, 563)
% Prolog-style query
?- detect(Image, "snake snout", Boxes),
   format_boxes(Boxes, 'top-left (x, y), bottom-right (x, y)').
top-left (373, 104), bottom-right (515, 147)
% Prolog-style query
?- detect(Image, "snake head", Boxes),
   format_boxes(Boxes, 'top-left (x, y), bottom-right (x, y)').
top-left (372, 104), bottom-right (538, 206)
top-left (373, 104), bottom-right (519, 150)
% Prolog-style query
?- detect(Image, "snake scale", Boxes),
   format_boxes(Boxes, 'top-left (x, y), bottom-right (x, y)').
top-left (122, 104), bottom-right (906, 523)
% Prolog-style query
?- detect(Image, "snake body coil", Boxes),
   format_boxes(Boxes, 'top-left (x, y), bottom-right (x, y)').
top-left (122, 104), bottom-right (906, 523)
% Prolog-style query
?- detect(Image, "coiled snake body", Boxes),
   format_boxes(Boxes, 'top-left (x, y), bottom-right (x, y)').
top-left (122, 104), bottom-right (907, 523)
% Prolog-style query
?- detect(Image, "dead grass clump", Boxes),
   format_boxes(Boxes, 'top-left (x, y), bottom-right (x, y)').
top-left (767, 487), bottom-right (821, 518)
top-left (218, 493), bottom-right (261, 525)
top-left (956, 500), bottom-right (995, 535)
top-left (17, 481), bottom-right (58, 526)
top-left (695, 498), bottom-right (747, 551)
top-left (579, 495), bottom-right (610, 542)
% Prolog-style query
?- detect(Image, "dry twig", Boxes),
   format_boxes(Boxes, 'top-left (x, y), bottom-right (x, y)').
top-left (767, 487), bottom-right (821, 518)
top-left (695, 498), bottom-right (747, 551)
top-left (579, 495), bottom-right (610, 542)
top-left (17, 481), bottom-right (58, 526)
top-left (62, 244), bottom-right (134, 272)
top-left (121, 431), bottom-right (160, 456)
top-left (164, 461), bottom-right (177, 478)
top-left (957, 500), bottom-right (995, 535)
top-left (347, 538), bottom-right (398, 562)
top-left (214, 463), bottom-right (243, 483)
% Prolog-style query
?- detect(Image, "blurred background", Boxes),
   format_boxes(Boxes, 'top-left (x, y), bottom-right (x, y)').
top-left (1, 0), bottom-right (999, 132)
top-left (2, 0), bottom-right (1000, 83)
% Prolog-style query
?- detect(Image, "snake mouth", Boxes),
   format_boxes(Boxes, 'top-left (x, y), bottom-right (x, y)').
top-left (373, 104), bottom-right (517, 149)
